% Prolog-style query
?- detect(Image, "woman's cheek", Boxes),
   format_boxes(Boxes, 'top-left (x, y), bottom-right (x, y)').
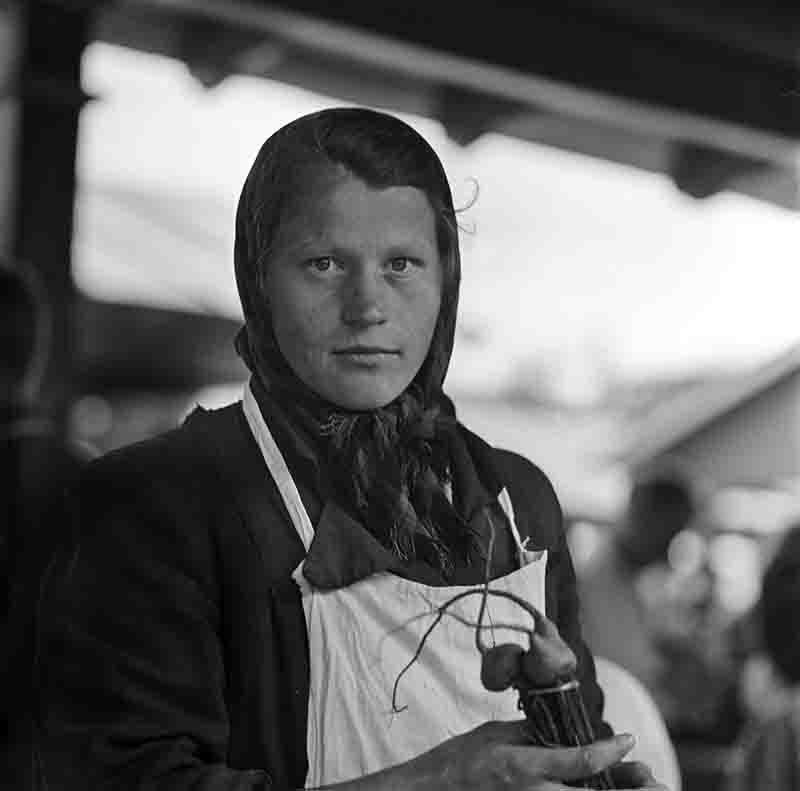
top-left (303, 347), bottom-right (329, 380)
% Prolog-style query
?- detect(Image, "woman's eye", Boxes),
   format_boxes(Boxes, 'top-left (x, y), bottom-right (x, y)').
top-left (388, 257), bottom-right (414, 273)
top-left (308, 257), bottom-right (336, 273)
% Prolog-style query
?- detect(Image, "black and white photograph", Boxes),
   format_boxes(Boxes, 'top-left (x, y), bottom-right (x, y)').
top-left (2, 2), bottom-right (799, 789)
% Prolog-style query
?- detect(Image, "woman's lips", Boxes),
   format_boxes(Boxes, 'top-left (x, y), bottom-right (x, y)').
top-left (333, 347), bottom-right (401, 365)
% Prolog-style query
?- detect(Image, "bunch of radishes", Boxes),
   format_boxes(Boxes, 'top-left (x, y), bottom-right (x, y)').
top-left (479, 611), bottom-right (614, 790)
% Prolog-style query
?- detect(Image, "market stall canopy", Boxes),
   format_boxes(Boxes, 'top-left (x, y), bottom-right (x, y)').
top-left (74, 294), bottom-right (247, 392)
top-left (94, 0), bottom-right (800, 209)
top-left (623, 343), bottom-right (800, 491)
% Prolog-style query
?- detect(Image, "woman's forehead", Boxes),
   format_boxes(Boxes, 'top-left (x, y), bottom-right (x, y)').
top-left (275, 174), bottom-right (438, 252)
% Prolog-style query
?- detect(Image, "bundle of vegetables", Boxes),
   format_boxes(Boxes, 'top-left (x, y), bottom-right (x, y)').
top-left (479, 613), bottom-right (614, 790)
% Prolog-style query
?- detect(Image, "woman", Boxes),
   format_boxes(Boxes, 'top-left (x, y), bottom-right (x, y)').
top-left (38, 108), bottom-right (665, 790)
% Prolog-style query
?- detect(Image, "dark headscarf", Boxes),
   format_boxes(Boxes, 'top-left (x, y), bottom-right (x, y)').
top-left (234, 108), bottom-right (478, 577)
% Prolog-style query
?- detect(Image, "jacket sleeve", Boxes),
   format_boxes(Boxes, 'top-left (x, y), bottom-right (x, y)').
top-left (548, 522), bottom-right (614, 739)
top-left (37, 448), bottom-right (273, 791)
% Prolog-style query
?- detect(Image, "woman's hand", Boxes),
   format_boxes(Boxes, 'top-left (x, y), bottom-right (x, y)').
top-left (340, 720), bottom-right (669, 790)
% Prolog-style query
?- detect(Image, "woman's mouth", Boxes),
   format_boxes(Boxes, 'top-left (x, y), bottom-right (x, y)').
top-left (333, 346), bottom-right (401, 365)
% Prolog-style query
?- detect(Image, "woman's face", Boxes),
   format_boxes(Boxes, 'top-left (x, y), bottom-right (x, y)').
top-left (264, 172), bottom-right (444, 410)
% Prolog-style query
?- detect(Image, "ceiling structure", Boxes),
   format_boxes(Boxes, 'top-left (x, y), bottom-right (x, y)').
top-left (93, 0), bottom-right (800, 208)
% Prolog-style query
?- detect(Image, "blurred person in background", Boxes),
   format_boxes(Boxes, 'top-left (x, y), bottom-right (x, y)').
top-left (0, 259), bottom-right (90, 787)
top-left (35, 108), bottom-right (666, 790)
top-left (579, 465), bottom-right (741, 745)
top-left (577, 465), bottom-right (697, 710)
top-left (725, 522), bottom-right (800, 791)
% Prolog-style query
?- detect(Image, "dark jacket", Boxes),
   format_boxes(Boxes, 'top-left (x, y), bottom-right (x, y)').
top-left (38, 402), bottom-right (609, 790)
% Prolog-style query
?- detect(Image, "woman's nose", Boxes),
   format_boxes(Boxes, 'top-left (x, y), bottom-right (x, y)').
top-left (341, 268), bottom-right (387, 327)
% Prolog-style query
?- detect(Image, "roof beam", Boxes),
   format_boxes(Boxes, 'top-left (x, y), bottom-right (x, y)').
top-left (103, 0), bottom-right (800, 164)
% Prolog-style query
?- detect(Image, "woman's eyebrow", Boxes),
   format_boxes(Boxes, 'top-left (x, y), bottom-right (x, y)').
top-left (383, 246), bottom-right (433, 261)
top-left (383, 237), bottom-right (437, 255)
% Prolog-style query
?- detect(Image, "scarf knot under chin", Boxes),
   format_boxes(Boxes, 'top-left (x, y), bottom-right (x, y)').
top-left (317, 386), bottom-right (479, 579)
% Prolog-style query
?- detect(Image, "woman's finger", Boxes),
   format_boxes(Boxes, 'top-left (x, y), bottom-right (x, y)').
top-left (513, 732), bottom-right (636, 782)
top-left (611, 784), bottom-right (670, 791)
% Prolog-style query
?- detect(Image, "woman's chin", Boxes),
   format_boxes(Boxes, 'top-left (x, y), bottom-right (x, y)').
top-left (328, 393), bottom-right (397, 411)
top-left (317, 383), bottom-right (404, 412)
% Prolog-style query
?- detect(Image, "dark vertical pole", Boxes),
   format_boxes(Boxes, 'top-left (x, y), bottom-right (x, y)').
top-left (12, 0), bottom-right (95, 432)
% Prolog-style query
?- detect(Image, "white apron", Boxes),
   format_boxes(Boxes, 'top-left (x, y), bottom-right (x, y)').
top-left (243, 385), bottom-right (549, 788)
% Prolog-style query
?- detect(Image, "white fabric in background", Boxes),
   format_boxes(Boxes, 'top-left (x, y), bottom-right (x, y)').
top-left (595, 656), bottom-right (682, 791)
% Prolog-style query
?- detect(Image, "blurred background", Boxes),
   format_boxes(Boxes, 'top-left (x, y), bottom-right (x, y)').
top-left (2, 2), bottom-right (800, 789)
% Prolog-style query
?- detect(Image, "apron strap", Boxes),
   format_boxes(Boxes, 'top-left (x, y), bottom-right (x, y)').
top-left (498, 487), bottom-right (544, 566)
top-left (242, 383), bottom-right (316, 552)
top-left (497, 488), bottom-right (518, 543)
